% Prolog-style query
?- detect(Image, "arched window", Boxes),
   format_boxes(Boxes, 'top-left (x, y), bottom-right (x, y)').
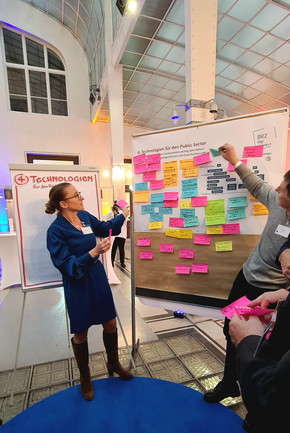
top-left (1, 26), bottom-right (68, 116)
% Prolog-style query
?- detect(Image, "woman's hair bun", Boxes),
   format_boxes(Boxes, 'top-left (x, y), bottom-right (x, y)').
top-left (45, 201), bottom-right (56, 214)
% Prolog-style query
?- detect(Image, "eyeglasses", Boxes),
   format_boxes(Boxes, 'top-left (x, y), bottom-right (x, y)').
top-left (63, 191), bottom-right (82, 201)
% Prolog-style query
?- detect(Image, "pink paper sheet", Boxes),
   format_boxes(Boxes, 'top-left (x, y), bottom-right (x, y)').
top-left (160, 243), bottom-right (174, 253)
top-left (179, 249), bottom-right (194, 259)
top-left (175, 265), bottom-right (191, 274)
top-left (140, 251), bottom-right (153, 259)
top-left (221, 296), bottom-right (275, 319)
top-left (193, 152), bottom-right (210, 165)
top-left (169, 217), bottom-right (183, 228)
top-left (133, 154), bottom-right (146, 165)
top-left (190, 196), bottom-right (207, 207)
top-left (243, 145), bottom-right (263, 158)
top-left (194, 234), bottom-right (210, 245)
top-left (137, 238), bottom-right (151, 246)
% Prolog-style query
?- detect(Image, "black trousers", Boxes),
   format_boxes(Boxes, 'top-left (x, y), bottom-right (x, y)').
top-left (111, 237), bottom-right (126, 266)
top-left (222, 269), bottom-right (275, 384)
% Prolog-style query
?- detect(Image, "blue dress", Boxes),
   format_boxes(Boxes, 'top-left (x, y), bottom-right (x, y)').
top-left (47, 210), bottom-right (125, 333)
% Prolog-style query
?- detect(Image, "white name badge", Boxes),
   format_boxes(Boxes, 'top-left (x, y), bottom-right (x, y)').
top-left (275, 224), bottom-right (290, 238)
top-left (81, 226), bottom-right (93, 235)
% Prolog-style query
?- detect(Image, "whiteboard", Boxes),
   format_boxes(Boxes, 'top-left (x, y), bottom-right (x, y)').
top-left (9, 164), bottom-right (102, 291)
top-left (131, 109), bottom-right (289, 307)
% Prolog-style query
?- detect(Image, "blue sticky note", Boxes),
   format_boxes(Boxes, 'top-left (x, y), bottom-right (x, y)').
top-left (152, 202), bottom-right (164, 208)
top-left (159, 207), bottom-right (173, 215)
top-left (180, 209), bottom-right (195, 218)
top-left (135, 182), bottom-right (148, 191)
top-left (210, 148), bottom-right (220, 157)
top-left (228, 196), bottom-right (247, 208)
top-left (183, 216), bottom-right (199, 227)
top-left (150, 193), bottom-right (164, 203)
top-left (182, 178), bottom-right (197, 198)
top-left (149, 213), bottom-right (164, 222)
top-left (227, 208), bottom-right (246, 220)
top-left (141, 205), bottom-right (155, 214)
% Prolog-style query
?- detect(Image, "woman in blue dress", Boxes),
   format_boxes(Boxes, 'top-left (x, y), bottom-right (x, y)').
top-left (45, 183), bottom-right (133, 401)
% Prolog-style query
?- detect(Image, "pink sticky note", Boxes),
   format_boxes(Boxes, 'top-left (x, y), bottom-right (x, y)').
top-left (192, 263), bottom-right (208, 273)
top-left (147, 162), bottom-right (161, 172)
top-left (149, 180), bottom-right (164, 190)
top-left (147, 153), bottom-right (161, 164)
top-left (228, 159), bottom-right (247, 172)
top-left (175, 265), bottom-right (191, 274)
top-left (163, 192), bottom-right (178, 201)
top-left (235, 307), bottom-right (275, 316)
top-left (137, 238), bottom-right (151, 246)
top-left (194, 234), bottom-right (210, 245)
top-left (108, 229), bottom-right (112, 241)
top-left (191, 196), bottom-right (207, 207)
top-left (133, 154), bottom-right (146, 165)
top-left (160, 243), bottom-right (174, 253)
top-left (222, 223), bottom-right (240, 234)
top-left (116, 199), bottom-right (128, 208)
top-left (140, 251), bottom-right (153, 260)
top-left (169, 217), bottom-right (183, 228)
top-left (134, 163), bottom-right (147, 174)
top-left (221, 296), bottom-right (251, 319)
top-left (179, 249), bottom-right (194, 259)
top-left (164, 199), bottom-right (179, 208)
top-left (193, 152), bottom-right (211, 165)
top-left (143, 172), bottom-right (156, 182)
top-left (243, 145), bottom-right (263, 158)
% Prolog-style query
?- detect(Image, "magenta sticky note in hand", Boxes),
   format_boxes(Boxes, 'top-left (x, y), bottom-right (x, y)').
top-left (108, 229), bottom-right (112, 241)
top-left (235, 307), bottom-right (275, 316)
top-left (116, 199), bottom-right (128, 208)
top-left (221, 296), bottom-right (250, 320)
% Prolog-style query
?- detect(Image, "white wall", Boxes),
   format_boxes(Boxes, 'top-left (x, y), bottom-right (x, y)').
top-left (0, 0), bottom-right (146, 188)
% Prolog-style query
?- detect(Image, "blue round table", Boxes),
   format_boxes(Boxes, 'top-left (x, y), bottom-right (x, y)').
top-left (2, 377), bottom-right (244, 432)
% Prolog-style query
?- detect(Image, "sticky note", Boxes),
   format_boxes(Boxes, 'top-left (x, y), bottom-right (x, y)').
top-left (206, 226), bottom-right (222, 234)
top-left (180, 200), bottom-right (192, 209)
top-left (143, 172), bottom-right (156, 182)
top-left (180, 159), bottom-right (195, 169)
top-left (140, 251), bottom-right (153, 260)
top-left (191, 196), bottom-right (207, 207)
top-left (133, 154), bottom-right (146, 165)
top-left (215, 241), bottom-right (233, 252)
top-left (159, 207), bottom-right (173, 215)
top-left (141, 205), bottom-right (155, 214)
top-left (221, 296), bottom-right (250, 320)
top-left (150, 193), bottom-right (164, 203)
top-left (149, 180), bottom-right (164, 190)
top-left (116, 199), bottom-right (128, 208)
top-left (222, 223), bottom-right (240, 234)
top-left (192, 264), bottom-right (208, 273)
top-left (134, 163), bottom-right (147, 174)
top-left (135, 182), bottom-right (148, 191)
top-left (193, 152), bottom-right (211, 165)
top-left (243, 145), bottom-right (263, 158)
top-left (177, 229), bottom-right (193, 239)
top-left (204, 199), bottom-right (225, 226)
top-left (163, 161), bottom-right (178, 187)
top-left (165, 228), bottom-right (179, 238)
top-left (160, 243), bottom-right (174, 253)
top-left (249, 194), bottom-right (258, 201)
top-left (175, 265), bottom-right (191, 275)
top-left (179, 249), bottom-right (194, 259)
top-left (182, 166), bottom-right (198, 178)
top-left (194, 234), bottom-right (210, 245)
top-left (147, 153), bottom-right (161, 164)
top-left (180, 209), bottom-right (195, 218)
top-left (148, 221), bottom-right (162, 230)
top-left (228, 159), bottom-right (247, 172)
top-left (183, 216), bottom-right (199, 227)
top-left (227, 208), bottom-right (246, 220)
top-left (210, 148), bottom-right (220, 157)
top-left (169, 218), bottom-right (184, 228)
top-left (134, 190), bottom-right (150, 202)
top-left (253, 203), bottom-right (269, 215)
top-left (149, 213), bottom-right (164, 222)
top-left (163, 192), bottom-right (178, 201)
top-left (147, 162), bottom-right (161, 172)
top-left (164, 199), bottom-right (179, 208)
top-left (182, 178), bottom-right (198, 198)
top-left (228, 196), bottom-right (247, 208)
top-left (137, 238), bottom-right (151, 246)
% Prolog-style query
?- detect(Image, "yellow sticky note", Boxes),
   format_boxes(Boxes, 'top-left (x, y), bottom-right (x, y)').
top-left (148, 221), bottom-right (163, 230)
top-left (177, 229), bottom-right (193, 239)
top-left (207, 226), bottom-right (223, 234)
top-left (215, 241), bottom-right (233, 252)
top-left (253, 203), bottom-right (269, 215)
top-left (133, 190), bottom-right (150, 202)
top-left (165, 228), bottom-right (179, 238)
top-left (179, 159), bottom-right (194, 169)
top-left (182, 166), bottom-right (198, 178)
top-left (249, 194), bottom-right (257, 201)
top-left (179, 200), bottom-right (192, 209)
top-left (163, 161), bottom-right (178, 187)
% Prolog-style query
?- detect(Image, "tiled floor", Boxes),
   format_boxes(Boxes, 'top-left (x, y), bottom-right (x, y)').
top-left (0, 241), bottom-right (247, 425)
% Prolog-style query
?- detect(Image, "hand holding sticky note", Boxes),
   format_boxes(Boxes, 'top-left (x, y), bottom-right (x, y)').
top-left (221, 296), bottom-right (275, 320)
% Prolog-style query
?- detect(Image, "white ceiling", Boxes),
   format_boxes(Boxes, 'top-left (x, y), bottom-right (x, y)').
top-left (21, 0), bottom-right (290, 130)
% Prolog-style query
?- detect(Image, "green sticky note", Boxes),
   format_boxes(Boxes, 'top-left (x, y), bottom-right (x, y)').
top-left (204, 199), bottom-right (226, 226)
top-left (210, 148), bottom-right (220, 157)
top-left (227, 208), bottom-right (246, 220)
top-left (228, 196), bottom-right (247, 208)
top-left (215, 241), bottom-right (233, 252)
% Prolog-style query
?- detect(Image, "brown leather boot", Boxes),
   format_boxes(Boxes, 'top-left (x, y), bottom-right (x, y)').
top-left (71, 338), bottom-right (94, 401)
top-left (103, 330), bottom-right (134, 380)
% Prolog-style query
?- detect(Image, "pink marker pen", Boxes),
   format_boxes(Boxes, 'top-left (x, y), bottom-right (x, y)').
top-left (108, 229), bottom-right (112, 241)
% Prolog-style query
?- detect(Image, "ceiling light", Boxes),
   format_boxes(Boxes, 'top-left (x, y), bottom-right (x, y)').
top-left (102, 169), bottom-right (109, 178)
top-left (127, 1), bottom-right (137, 13)
top-left (171, 108), bottom-right (179, 125)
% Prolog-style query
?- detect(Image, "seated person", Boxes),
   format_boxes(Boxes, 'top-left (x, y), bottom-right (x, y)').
top-left (276, 235), bottom-right (290, 279)
top-left (229, 288), bottom-right (290, 432)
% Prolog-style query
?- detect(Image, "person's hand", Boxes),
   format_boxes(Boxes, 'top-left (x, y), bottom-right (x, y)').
top-left (278, 249), bottom-right (290, 279)
top-left (229, 314), bottom-right (265, 347)
top-left (218, 143), bottom-right (239, 165)
top-left (248, 289), bottom-right (288, 309)
top-left (122, 206), bottom-right (130, 219)
top-left (94, 238), bottom-right (111, 255)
